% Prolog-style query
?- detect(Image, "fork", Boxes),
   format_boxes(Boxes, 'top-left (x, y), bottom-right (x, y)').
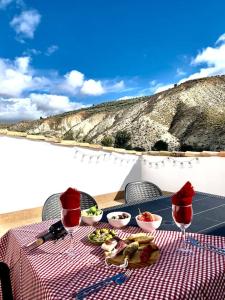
top-left (186, 237), bottom-right (225, 255)
top-left (73, 269), bottom-right (133, 299)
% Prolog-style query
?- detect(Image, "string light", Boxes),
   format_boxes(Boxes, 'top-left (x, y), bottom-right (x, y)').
top-left (73, 147), bottom-right (200, 168)
top-left (143, 156), bottom-right (199, 168)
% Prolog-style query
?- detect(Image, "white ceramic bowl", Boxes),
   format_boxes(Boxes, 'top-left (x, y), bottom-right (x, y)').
top-left (135, 214), bottom-right (162, 232)
top-left (107, 211), bottom-right (131, 228)
top-left (81, 209), bottom-right (103, 225)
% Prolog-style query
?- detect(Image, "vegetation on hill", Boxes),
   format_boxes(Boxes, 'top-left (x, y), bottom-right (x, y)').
top-left (6, 75), bottom-right (225, 151)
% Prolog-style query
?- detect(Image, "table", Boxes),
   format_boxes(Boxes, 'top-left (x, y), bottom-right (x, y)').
top-left (102, 192), bottom-right (225, 236)
top-left (0, 221), bottom-right (225, 299)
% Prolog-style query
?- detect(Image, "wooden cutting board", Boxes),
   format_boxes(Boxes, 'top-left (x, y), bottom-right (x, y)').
top-left (106, 241), bottom-right (160, 269)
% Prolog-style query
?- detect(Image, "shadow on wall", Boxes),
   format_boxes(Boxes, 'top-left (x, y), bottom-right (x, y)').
top-left (114, 159), bottom-right (142, 200)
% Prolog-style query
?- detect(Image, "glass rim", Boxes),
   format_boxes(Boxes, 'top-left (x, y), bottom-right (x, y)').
top-left (61, 207), bottom-right (80, 210)
top-left (172, 204), bottom-right (192, 208)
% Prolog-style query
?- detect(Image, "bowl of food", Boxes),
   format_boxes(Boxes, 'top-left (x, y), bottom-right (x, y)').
top-left (107, 211), bottom-right (131, 228)
top-left (136, 211), bottom-right (162, 232)
top-left (88, 228), bottom-right (116, 245)
top-left (81, 206), bottom-right (103, 225)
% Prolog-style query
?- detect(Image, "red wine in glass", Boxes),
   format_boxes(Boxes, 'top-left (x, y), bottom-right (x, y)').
top-left (61, 208), bottom-right (81, 255)
top-left (172, 204), bottom-right (193, 254)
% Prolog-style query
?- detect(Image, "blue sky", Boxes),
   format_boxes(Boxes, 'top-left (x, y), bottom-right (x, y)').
top-left (0, 0), bottom-right (225, 121)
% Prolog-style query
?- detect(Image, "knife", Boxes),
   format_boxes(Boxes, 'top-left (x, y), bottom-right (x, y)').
top-left (186, 237), bottom-right (225, 255)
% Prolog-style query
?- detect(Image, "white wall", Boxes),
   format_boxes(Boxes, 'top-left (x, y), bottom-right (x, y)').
top-left (0, 136), bottom-right (141, 213)
top-left (1, 136), bottom-right (225, 214)
top-left (141, 156), bottom-right (225, 196)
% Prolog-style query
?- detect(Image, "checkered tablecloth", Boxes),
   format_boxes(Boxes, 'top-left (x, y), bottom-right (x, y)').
top-left (0, 221), bottom-right (225, 300)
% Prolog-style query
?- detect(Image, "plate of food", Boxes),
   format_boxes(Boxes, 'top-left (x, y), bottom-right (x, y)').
top-left (88, 228), bottom-right (117, 245)
top-left (102, 233), bottom-right (160, 268)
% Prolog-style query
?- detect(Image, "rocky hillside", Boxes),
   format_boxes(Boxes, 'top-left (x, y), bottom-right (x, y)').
top-left (8, 75), bottom-right (225, 151)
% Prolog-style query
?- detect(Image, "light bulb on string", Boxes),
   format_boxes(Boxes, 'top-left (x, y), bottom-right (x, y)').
top-left (180, 161), bottom-right (184, 168)
top-left (96, 155), bottom-right (101, 164)
top-left (89, 155), bottom-right (94, 163)
top-left (74, 149), bottom-right (79, 159)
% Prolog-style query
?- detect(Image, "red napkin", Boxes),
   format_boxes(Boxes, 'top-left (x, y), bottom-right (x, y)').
top-left (60, 187), bottom-right (80, 209)
top-left (172, 181), bottom-right (195, 206)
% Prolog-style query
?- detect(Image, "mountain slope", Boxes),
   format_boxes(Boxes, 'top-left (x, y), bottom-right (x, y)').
top-left (8, 75), bottom-right (225, 151)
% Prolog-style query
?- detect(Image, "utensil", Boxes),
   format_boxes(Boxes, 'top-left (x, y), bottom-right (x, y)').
top-left (186, 237), bottom-right (225, 255)
top-left (73, 270), bottom-right (132, 299)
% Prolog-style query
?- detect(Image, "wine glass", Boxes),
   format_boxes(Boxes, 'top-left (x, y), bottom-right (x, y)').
top-left (61, 207), bottom-right (81, 256)
top-left (172, 204), bottom-right (193, 255)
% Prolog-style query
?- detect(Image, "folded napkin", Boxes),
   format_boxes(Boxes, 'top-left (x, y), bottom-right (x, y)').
top-left (172, 181), bottom-right (195, 206)
top-left (60, 187), bottom-right (80, 209)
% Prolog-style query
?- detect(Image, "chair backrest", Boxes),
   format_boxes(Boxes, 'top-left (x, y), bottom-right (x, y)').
top-left (42, 191), bottom-right (98, 221)
top-left (125, 181), bottom-right (162, 204)
top-left (0, 262), bottom-right (13, 300)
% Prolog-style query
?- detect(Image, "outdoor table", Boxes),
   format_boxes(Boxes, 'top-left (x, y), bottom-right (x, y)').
top-left (0, 220), bottom-right (225, 299)
top-left (102, 192), bottom-right (225, 236)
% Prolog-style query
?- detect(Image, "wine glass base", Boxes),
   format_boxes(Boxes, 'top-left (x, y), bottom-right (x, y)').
top-left (61, 248), bottom-right (76, 257)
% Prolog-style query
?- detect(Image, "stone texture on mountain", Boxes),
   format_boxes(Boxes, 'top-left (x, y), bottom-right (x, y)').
top-left (8, 75), bottom-right (225, 151)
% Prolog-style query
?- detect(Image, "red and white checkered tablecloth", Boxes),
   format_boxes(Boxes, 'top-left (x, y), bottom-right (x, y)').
top-left (0, 221), bottom-right (225, 300)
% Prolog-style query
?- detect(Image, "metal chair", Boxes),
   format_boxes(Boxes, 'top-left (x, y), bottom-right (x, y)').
top-left (125, 181), bottom-right (162, 204)
top-left (0, 262), bottom-right (13, 300)
top-left (42, 191), bottom-right (98, 221)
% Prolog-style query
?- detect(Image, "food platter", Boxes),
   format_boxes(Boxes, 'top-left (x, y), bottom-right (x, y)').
top-left (104, 233), bottom-right (160, 269)
top-left (106, 242), bottom-right (160, 269)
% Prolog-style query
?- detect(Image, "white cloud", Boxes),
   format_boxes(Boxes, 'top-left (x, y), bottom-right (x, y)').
top-left (65, 70), bottom-right (84, 88)
top-left (23, 48), bottom-right (41, 56)
top-left (16, 56), bottom-right (29, 73)
top-left (81, 79), bottom-right (105, 95)
top-left (45, 45), bottom-right (59, 56)
top-left (176, 68), bottom-right (186, 76)
top-left (0, 93), bottom-right (87, 121)
top-left (110, 80), bottom-right (125, 90)
top-left (29, 93), bottom-right (86, 115)
top-left (10, 9), bottom-right (41, 40)
top-left (0, 55), bottom-right (128, 121)
top-left (0, 56), bottom-right (32, 97)
top-left (117, 95), bottom-right (135, 101)
top-left (0, 56), bottom-right (126, 99)
top-left (154, 33), bottom-right (225, 93)
top-left (0, 0), bottom-right (13, 9)
top-left (154, 84), bottom-right (174, 94)
top-left (150, 80), bottom-right (157, 86)
top-left (179, 33), bottom-right (225, 83)
top-left (216, 33), bottom-right (225, 44)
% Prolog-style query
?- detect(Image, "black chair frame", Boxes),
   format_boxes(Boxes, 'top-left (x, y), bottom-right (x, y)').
top-left (125, 181), bottom-right (162, 204)
top-left (42, 191), bottom-right (98, 221)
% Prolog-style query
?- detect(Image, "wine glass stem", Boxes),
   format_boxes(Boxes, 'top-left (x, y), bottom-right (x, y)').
top-left (69, 233), bottom-right (74, 251)
top-left (181, 227), bottom-right (186, 249)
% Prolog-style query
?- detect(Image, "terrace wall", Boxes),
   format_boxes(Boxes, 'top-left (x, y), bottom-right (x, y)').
top-left (1, 132), bottom-right (225, 214)
top-left (0, 136), bottom-right (141, 214)
top-left (141, 156), bottom-right (225, 196)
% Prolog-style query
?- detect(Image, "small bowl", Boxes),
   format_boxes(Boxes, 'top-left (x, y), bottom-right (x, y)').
top-left (135, 214), bottom-right (162, 232)
top-left (107, 211), bottom-right (131, 228)
top-left (81, 209), bottom-right (103, 225)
